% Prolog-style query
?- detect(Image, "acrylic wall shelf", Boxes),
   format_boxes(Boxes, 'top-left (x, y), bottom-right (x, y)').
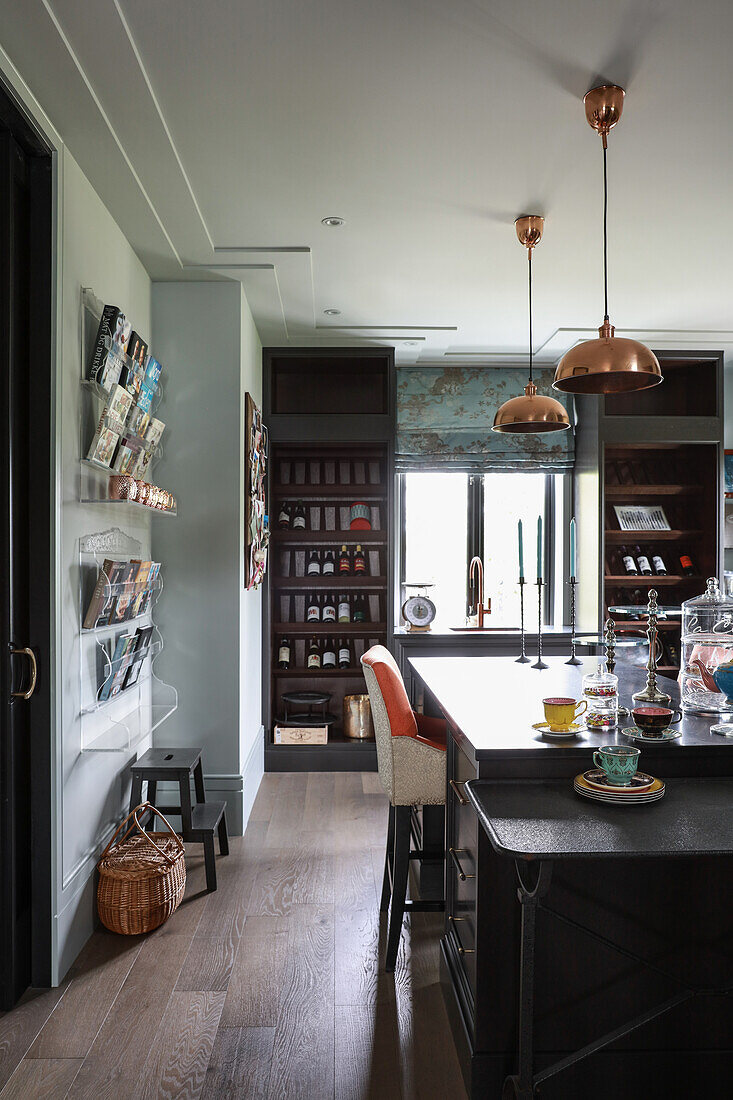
top-left (80, 287), bottom-right (176, 515)
top-left (79, 527), bottom-right (177, 753)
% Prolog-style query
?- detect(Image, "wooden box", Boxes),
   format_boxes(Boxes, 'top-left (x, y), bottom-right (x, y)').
top-left (273, 725), bottom-right (328, 746)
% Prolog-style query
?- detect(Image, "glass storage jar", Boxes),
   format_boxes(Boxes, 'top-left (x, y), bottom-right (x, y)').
top-left (582, 658), bottom-right (619, 729)
top-left (679, 577), bottom-right (733, 715)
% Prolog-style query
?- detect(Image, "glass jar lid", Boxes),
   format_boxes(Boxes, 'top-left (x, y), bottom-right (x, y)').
top-left (682, 577), bottom-right (733, 637)
top-left (582, 657), bottom-right (618, 692)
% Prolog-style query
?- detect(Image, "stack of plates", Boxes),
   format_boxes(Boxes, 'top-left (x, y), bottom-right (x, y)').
top-left (574, 769), bottom-right (665, 805)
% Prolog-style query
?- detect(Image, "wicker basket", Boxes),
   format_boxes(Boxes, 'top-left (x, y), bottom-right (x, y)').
top-left (97, 802), bottom-right (186, 935)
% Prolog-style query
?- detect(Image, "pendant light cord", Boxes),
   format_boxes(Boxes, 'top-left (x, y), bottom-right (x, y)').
top-left (528, 246), bottom-right (533, 383)
top-left (603, 142), bottom-right (609, 322)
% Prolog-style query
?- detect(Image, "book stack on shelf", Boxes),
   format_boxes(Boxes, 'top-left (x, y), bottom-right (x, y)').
top-left (603, 443), bottom-right (719, 673)
top-left (269, 446), bottom-right (389, 746)
top-left (80, 289), bottom-right (176, 514)
top-left (79, 529), bottom-right (176, 753)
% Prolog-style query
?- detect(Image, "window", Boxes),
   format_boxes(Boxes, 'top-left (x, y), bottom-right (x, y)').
top-left (402, 472), bottom-right (468, 629)
top-left (402, 471), bottom-right (566, 628)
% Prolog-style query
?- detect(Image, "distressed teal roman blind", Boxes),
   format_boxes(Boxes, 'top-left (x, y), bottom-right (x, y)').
top-left (396, 365), bottom-right (575, 472)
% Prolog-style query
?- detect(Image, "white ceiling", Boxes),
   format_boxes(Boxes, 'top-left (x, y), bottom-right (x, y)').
top-left (2, 0), bottom-right (733, 364)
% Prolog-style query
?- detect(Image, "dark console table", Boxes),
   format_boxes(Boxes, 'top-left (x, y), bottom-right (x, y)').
top-left (407, 653), bottom-right (733, 1099)
top-left (464, 778), bottom-right (733, 1099)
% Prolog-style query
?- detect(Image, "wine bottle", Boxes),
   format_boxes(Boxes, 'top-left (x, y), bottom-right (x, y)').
top-left (339, 544), bottom-right (351, 574)
top-left (635, 545), bottom-right (652, 576)
top-left (338, 637), bottom-right (351, 669)
top-left (621, 545), bottom-right (638, 576)
top-left (353, 544), bottom-right (367, 574)
top-left (322, 636), bottom-right (337, 669)
top-left (277, 501), bottom-right (291, 529)
top-left (338, 593), bottom-right (351, 623)
top-left (652, 552), bottom-right (667, 576)
top-left (322, 549), bottom-right (336, 576)
top-left (306, 593), bottom-right (321, 622)
top-left (680, 554), bottom-right (695, 576)
top-left (293, 501), bottom-right (306, 530)
top-left (277, 636), bottom-right (291, 669)
top-left (353, 594), bottom-right (367, 623)
top-left (307, 636), bottom-right (321, 669)
top-left (307, 549), bottom-right (321, 576)
top-left (322, 593), bottom-right (336, 622)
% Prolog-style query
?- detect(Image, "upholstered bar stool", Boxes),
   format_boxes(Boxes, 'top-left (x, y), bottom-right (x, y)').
top-left (361, 644), bottom-right (446, 971)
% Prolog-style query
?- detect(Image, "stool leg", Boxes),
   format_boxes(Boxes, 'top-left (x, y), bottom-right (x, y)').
top-left (218, 811), bottom-right (229, 856)
top-left (179, 775), bottom-right (193, 838)
top-left (193, 760), bottom-right (206, 804)
top-left (129, 775), bottom-right (143, 815)
top-left (147, 780), bottom-right (157, 807)
top-left (380, 803), bottom-right (395, 912)
top-left (385, 805), bottom-right (411, 972)
top-left (203, 834), bottom-right (217, 892)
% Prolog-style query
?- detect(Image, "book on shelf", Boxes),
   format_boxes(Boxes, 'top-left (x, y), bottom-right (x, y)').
top-left (122, 625), bottom-right (154, 689)
top-left (110, 562), bottom-right (140, 623)
top-left (83, 558), bottom-right (117, 629)
top-left (129, 559), bottom-right (152, 618)
top-left (144, 355), bottom-right (162, 393)
top-left (98, 632), bottom-right (138, 701)
top-left (91, 560), bottom-right (131, 628)
top-left (137, 562), bottom-right (160, 615)
top-left (88, 305), bottom-right (131, 391)
top-left (132, 448), bottom-right (152, 480)
top-left (121, 332), bottom-right (148, 398)
top-left (83, 559), bottom-right (160, 629)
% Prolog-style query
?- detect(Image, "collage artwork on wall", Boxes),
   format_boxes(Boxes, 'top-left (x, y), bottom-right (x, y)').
top-left (245, 392), bottom-right (269, 589)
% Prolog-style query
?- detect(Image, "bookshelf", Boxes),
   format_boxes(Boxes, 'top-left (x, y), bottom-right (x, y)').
top-left (79, 528), bottom-right (177, 753)
top-left (263, 348), bottom-right (394, 771)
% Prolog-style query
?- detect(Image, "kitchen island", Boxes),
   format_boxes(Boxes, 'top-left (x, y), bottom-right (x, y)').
top-left (408, 653), bottom-right (733, 1099)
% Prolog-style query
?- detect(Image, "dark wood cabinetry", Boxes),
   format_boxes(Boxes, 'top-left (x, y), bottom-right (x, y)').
top-left (574, 350), bottom-right (724, 671)
top-left (263, 348), bottom-right (395, 771)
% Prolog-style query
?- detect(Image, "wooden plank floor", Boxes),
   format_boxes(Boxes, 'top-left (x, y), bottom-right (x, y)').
top-left (0, 773), bottom-right (466, 1099)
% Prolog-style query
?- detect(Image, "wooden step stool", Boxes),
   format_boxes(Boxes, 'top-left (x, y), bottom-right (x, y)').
top-left (129, 747), bottom-right (228, 891)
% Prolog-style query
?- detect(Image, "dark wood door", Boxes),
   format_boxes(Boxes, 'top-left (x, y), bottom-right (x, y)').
top-left (0, 117), bottom-right (53, 1007)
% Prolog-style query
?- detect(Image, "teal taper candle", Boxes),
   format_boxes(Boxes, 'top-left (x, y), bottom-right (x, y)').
top-left (537, 515), bottom-right (542, 580)
top-left (570, 517), bottom-right (577, 578)
top-left (518, 519), bottom-right (524, 579)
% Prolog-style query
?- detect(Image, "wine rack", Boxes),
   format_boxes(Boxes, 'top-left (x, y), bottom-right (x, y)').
top-left (262, 345), bottom-right (394, 771)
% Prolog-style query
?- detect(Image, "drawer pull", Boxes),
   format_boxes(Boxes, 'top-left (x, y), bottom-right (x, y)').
top-left (458, 944), bottom-right (475, 956)
top-left (450, 914), bottom-right (475, 956)
top-left (450, 779), bottom-right (470, 806)
top-left (449, 847), bottom-right (474, 881)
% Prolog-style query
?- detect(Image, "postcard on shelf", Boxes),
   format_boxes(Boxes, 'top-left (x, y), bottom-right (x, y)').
top-left (137, 384), bottom-right (154, 414)
top-left (129, 559), bottom-right (152, 617)
top-left (132, 448), bottom-right (152, 480)
top-left (106, 384), bottom-right (133, 428)
top-left (145, 417), bottom-right (165, 449)
top-left (112, 437), bottom-right (142, 476)
top-left (273, 726), bottom-right (328, 745)
top-left (137, 562), bottom-right (160, 616)
top-left (86, 420), bottom-right (120, 468)
top-left (127, 404), bottom-right (150, 439)
top-left (613, 504), bottom-right (671, 532)
top-left (144, 355), bottom-right (162, 393)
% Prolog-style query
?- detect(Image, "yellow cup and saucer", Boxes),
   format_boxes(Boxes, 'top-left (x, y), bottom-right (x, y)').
top-left (532, 697), bottom-right (588, 738)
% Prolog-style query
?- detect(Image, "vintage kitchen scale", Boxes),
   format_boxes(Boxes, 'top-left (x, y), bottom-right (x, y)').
top-left (401, 583), bottom-right (437, 632)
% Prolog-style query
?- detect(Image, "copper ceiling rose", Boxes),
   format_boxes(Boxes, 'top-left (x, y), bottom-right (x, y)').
top-left (493, 216), bottom-right (571, 433)
top-left (554, 85), bottom-right (662, 394)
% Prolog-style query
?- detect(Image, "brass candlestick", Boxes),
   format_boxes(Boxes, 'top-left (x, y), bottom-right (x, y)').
top-left (516, 576), bottom-right (530, 663)
top-left (632, 589), bottom-right (672, 706)
top-left (532, 578), bottom-right (548, 670)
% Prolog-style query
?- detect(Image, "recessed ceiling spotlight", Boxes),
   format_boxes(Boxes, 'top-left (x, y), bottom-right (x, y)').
top-left (321, 216), bottom-right (344, 227)
top-left (323, 308), bottom-right (341, 315)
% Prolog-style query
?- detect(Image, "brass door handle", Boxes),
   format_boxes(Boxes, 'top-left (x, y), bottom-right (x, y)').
top-left (11, 647), bottom-right (38, 700)
top-left (449, 847), bottom-right (474, 881)
top-left (450, 779), bottom-right (469, 806)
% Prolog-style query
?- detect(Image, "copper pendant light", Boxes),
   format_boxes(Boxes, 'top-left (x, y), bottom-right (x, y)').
top-left (493, 216), bottom-right (571, 433)
top-left (554, 85), bottom-right (662, 394)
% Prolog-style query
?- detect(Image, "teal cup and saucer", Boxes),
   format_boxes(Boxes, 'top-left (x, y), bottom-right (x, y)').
top-left (592, 745), bottom-right (640, 787)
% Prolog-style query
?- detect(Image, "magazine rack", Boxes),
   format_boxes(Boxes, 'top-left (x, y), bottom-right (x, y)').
top-left (80, 287), bottom-right (176, 514)
top-left (79, 527), bottom-right (177, 752)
